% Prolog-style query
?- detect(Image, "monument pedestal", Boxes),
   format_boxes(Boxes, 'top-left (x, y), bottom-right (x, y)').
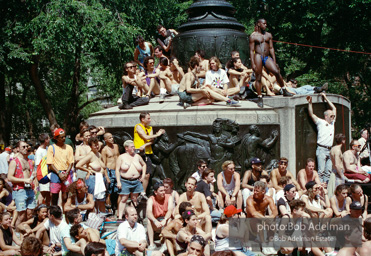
top-left (88, 94), bottom-right (350, 189)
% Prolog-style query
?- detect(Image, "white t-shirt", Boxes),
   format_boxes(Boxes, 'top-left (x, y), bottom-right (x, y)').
top-left (0, 152), bottom-right (9, 175)
top-left (359, 137), bottom-right (370, 159)
top-left (316, 118), bottom-right (335, 147)
top-left (35, 146), bottom-right (48, 168)
top-left (115, 221), bottom-right (146, 256)
top-left (61, 224), bottom-right (73, 255)
top-left (44, 219), bottom-right (69, 245)
top-left (205, 69), bottom-right (229, 89)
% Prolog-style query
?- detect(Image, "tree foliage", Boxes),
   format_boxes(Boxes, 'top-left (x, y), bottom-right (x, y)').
top-left (0, 0), bottom-right (369, 145)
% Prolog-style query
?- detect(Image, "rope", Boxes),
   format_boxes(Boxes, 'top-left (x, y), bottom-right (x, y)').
top-left (273, 40), bottom-right (371, 55)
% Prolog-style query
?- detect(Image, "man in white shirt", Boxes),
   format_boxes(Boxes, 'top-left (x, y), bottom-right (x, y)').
top-left (34, 133), bottom-right (50, 205)
top-left (115, 206), bottom-right (147, 256)
top-left (36, 205), bottom-right (68, 255)
top-left (0, 147), bottom-right (11, 179)
top-left (307, 93), bottom-right (336, 183)
top-left (359, 128), bottom-right (370, 165)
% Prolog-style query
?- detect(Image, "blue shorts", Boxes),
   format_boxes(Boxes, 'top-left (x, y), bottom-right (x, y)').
top-left (106, 168), bottom-right (118, 194)
top-left (86, 175), bottom-right (106, 201)
top-left (13, 189), bottom-right (36, 212)
top-left (119, 177), bottom-right (143, 195)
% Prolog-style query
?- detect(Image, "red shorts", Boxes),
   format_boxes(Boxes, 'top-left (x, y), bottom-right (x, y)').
top-left (50, 175), bottom-right (72, 193)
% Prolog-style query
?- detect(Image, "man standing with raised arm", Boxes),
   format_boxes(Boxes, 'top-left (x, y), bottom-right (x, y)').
top-left (249, 18), bottom-right (293, 108)
top-left (307, 93), bottom-right (336, 183)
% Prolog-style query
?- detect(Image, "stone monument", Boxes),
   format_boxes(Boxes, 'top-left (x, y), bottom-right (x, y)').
top-left (88, 95), bottom-right (351, 191)
top-left (172, 0), bottom-right (249, 66)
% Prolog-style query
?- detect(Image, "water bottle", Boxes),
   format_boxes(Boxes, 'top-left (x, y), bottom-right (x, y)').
top-left (61, 171), bottom-right (70, 186)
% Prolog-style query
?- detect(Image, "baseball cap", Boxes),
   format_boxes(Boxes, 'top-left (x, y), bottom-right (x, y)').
top-left (284, 184), bottom-right (295, 192)
top-left (350, 201), bottom-right (363, 210)
top-left (54, 128), bottom-right (65, 139)
top-left (224, 205), bottom-right (242, 218)
top-left (5, 147), bottom-right (11, 152)
top-left (251, 157), bottom-right (262, 164)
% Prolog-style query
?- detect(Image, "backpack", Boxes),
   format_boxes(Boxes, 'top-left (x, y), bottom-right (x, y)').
top-left (36, 145), bottom-right (55, 184)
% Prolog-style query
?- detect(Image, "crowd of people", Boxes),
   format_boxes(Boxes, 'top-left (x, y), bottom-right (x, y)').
top-left (120, 20), bottom-right (330, 110)
top-left (0, 109), bottom-right (370, 256)
top-left (0, 19), bottom-right (371, 256)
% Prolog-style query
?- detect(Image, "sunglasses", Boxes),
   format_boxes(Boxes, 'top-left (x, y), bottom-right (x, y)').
top-left (280, 161), bottom-right (288, 165)
top-left (127, 66), bottom-right (136, 69)
top-left (200, 165), bottom-right (207, 169)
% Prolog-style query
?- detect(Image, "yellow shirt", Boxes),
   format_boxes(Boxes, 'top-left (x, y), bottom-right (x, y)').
top-left (46, 144), bottom-right (74, 170)
top-left (134, 123), bottom-right (153, 154)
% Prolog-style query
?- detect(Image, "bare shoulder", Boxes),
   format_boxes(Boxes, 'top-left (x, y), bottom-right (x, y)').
top-left (178, 192), bottom-right (187, 202)
top-left (297, 169), bottom-right (305, 178)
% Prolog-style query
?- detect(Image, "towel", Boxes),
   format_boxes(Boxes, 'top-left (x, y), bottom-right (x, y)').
top-left (94, 172), bottom-right (106, 200)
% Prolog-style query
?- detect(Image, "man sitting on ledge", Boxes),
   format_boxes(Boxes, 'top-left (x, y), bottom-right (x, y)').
top-left (343, 139), bottom-right (371, 183)
top-left (119, 62), bottom-right (149, 110)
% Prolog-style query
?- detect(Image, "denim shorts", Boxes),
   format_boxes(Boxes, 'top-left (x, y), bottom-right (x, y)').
top-left (86, 175), bottom-right (106, 201)
top-left (13, 189), bottom-right (36, 212)
top-left (106, 168), bottom-right (118, 194)
top-left (119, 177), bottom-right (143, 195)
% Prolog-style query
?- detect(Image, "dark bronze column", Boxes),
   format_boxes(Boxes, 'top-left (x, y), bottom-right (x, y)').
top-left (172, 0), bottom-right (249, 67)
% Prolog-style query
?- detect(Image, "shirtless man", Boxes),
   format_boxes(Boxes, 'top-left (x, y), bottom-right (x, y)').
top-left (116, 140), bottom-right (146, 219)
top-left (270, 157), bottom-right (301, 191)
top-left (75, 137), bottom-right (108, 213)
top-left (249, 18), bottom-right (293, 108)
top-left (330, 133), bottom-right (351, 186)
top-left (175, 177), bottom-right (212, 233)
top-left (343, 140), bottom-right (371, 183)
top-left (297, 158), bottom-right (321, 192)
top-left (169, 57), bottom-right (184, 84)
top-left (178, 57), bottom-right (221, 109)
top-left (194, 50), bottom-right (208, 82)
top-left (101, 133), bottom-right (120, 210)
top-left (75, 128), bottom-right (91, 179)
top-left (161, 202), bottom-right (192, 256)
top-left (241, 157), bottom-right (268, 206)
top-left (246, 181), bottom-right (278, 241)
top-left (217, 160), bottom-right (242, 209)
top-left (158, 57), bottom-right (173, 103)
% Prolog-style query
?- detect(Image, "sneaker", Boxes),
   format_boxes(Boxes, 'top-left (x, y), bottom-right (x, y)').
top-left (159, 94), bottom-right (165, 103)
top-left (118, 103), bottom-right (133, 110)
top-left (183, 103), bottom-right (191, 109)
top-left (315, 82), bottom-right (329, 93)
top-left (226, 99), bottom-right (239, 106)
top-left (257, 96), bottom-right (264, 108)
top-left (159, 243), bottom-right (167, 253)
top-left (148, 245), bottom-right (157, 250)
top-left (282, 88), bottom-right (294, 97)
top-left (140, 192), bottom-right (148, 201)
